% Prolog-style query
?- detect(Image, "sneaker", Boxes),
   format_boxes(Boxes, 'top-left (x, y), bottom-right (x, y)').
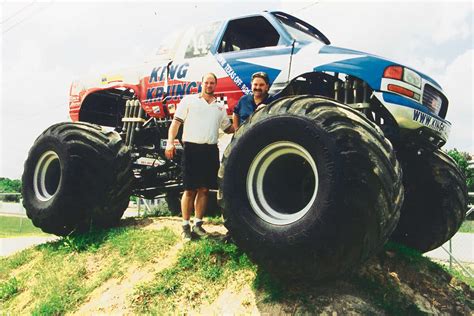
top-left (192, 222), bottom-right (207, 238)
top-left (182, 224), bottom-right (192, 242)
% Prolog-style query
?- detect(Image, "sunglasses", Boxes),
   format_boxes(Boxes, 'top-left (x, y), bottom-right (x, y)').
top-left (251, 72), bottom-right (269, 84)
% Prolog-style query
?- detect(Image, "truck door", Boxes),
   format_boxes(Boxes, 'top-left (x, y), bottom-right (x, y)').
top-left (214, 15), bottom-right (293, 111)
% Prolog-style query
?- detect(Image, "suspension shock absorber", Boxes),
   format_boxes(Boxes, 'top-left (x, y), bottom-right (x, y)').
top-left (344, 76), bottom-right (352, 104)
top-left (129, 103), bottom-right (144, 147)
top-left (362, 81), bottom-right (368, 103)
top-left (123, 99), bottom-right (146, 147)
top-left (123, 100), bottom-right (132, 134)
top-left (353, 79), bottom-right (359, 104)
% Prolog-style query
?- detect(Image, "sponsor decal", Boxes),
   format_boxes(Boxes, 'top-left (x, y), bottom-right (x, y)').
top-left (152, 106), bottom-right (161, 114)
top-left (413, 109), bottom-right (448, 134)
top-left (149, 63), bottom-right (189, 83)
top-left (145, 62), bottom-right (201, 103)
top-left (101, 74), bottom-right (124, 85)
top-left (216, 55), bottom-right (251, 95)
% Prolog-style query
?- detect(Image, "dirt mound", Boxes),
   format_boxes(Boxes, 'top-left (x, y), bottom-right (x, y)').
top-left (1, 217), bottom-right (472, 315)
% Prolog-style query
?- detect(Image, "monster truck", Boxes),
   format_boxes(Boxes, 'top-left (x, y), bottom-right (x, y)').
top-left (22, 11), bottom-right (467, 279)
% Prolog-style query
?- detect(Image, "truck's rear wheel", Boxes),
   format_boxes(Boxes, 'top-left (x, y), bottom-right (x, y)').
top-left (391, 149), bottom-right (467, 252)
top-left (22, 122), bottom-right (133, 235)
top-left (219, 96), bottom-right (403, 280)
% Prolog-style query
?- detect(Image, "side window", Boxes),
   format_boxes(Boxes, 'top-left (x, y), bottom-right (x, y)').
top-left (218, 16), bottom-right (280, 53)
top-left (184, 21), bottom-right (222, 58)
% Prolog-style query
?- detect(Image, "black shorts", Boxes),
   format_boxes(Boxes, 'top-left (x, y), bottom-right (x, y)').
top-left (182, 142), bottom-right (219, 190)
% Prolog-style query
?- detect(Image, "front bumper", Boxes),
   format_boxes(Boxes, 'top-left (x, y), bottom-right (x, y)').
top-left (373, 91), bottom-right (451, 147)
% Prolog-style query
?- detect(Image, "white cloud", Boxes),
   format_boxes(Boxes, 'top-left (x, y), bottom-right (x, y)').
top-left (1, 1), bottom-right (473, 179)
top-left (441, 49), bottom-right (474, 152)
top-left (431, 2), bottom-right (473, 44)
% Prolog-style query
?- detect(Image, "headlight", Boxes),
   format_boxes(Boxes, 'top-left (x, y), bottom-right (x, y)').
top-left (403, 68), bottom-right (422, 88)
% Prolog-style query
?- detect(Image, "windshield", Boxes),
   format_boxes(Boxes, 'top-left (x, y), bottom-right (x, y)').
top-left (272, 12), bottom-right (330, 45)
top-left (155, 30), bottom-right (186, 60)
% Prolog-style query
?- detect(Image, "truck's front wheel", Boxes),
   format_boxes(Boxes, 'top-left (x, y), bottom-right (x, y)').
top-left (22, 122), bottom-right (133, 235)
top-left (219, 96), bottom-right (403, 280)
top-left (391, 149), bottom-right (468, 252)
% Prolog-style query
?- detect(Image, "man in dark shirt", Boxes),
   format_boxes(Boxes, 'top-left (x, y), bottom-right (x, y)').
top-left (232, 72), bottom-right (274, 130)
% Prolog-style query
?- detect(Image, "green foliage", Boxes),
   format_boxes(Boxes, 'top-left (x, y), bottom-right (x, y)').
top-left (0, 277), bottom-right (19, 302)
top-left (0, 178), bottom-right (21, 202)
top-left (0, 250), bottom-right (34, 280)
top-left (0, 178), bottom-right (21, 193)
top-left (0, 226), bottom-right (178, 313)
top-left (0, 216), bottom-right (49, 238)
top-left (384, 242), bottom-right (444, 273)
top-left (459, 220), bottom-right (474, 233)
top-left (133, 238), bottom-right (255, 313)
top-left (205, 215), bottom-right (224, 225)
top-left (252, 269), bottom-right (284, 302)
top-left (447, 149), bottom-right (474, 191)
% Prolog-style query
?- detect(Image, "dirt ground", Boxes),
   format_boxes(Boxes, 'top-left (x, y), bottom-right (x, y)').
top-left (70, 217), bottom-right (473, 315)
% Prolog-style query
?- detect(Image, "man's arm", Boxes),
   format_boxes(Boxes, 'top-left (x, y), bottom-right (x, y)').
top-left (165, 119), bottom-right (182, 160)
top-left (232, 113), bottom-right (239, 131)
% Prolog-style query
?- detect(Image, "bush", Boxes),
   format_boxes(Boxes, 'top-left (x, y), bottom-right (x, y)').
top-left (447, 149), bottom-right (473, 192)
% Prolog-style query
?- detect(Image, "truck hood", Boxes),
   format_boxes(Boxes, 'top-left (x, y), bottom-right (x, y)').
top-left (316, 45), bottom-right (442, 90)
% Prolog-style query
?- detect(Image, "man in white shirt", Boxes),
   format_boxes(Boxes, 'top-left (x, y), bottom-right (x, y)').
top-left (165, 73), bottom-right (234, 241)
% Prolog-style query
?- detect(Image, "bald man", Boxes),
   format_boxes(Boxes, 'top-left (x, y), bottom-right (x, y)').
top-left (165, 73), bottom-right (234, 241)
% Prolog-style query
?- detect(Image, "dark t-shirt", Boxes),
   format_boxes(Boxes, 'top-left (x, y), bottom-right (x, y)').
top-left (233, 94), bottom-right (275, 125)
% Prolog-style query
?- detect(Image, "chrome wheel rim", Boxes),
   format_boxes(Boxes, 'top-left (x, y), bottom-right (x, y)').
top-left (246, 141), bottom-right (318, 225)
top-left (33, 151), bottom-right (61, 202)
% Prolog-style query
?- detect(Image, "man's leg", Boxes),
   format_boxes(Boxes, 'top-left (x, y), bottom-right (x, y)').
top-left (192, 187), bottom-right (209, 237)
top-left (181, 189), bottom-right (197, 221)
top-left (181, 189), bottom-right (196, 241)
top-left (194, 187), bottom-right (209, 219)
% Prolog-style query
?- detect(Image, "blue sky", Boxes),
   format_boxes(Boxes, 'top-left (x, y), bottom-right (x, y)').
top-left (1, 1), bottom-right (473, 179)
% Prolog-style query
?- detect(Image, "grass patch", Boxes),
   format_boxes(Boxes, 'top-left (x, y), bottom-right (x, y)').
top-left (204, 215), bottom-right (224, 225)
top-left (440, 264), bottom-right (474, 288)
top-left (133, 238), bottom-right (255, 313)
top-left (0, 277), bottom-right (19, 302)
top-left (0, 226), bottom-right (178, 314)
top-left (0, 216), bottom-right (49, 238)
top-left (459, 220), bottom-right (474, 233)
top-left (0, 249), bottom-right (35, 279)
top-left (385, 242), bottom-right (444, 272)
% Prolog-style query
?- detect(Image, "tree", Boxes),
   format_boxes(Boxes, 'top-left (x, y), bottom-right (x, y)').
top-left (0, 177), bottom-right (22, 202)
top-left (447, 149), bottom-right (473, 192)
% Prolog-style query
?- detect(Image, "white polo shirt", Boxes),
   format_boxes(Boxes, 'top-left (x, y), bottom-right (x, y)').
top-left (174, 94), bottom-right (231, 144)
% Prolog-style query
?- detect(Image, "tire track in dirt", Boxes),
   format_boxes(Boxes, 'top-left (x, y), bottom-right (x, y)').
top-left (71, 218), bottom-right (186, 315)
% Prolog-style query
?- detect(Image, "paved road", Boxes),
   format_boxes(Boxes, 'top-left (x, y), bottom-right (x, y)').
top-left (0, 236), bottom-right (59, 256)
top-left (424, 232), bottom-right (473, 262)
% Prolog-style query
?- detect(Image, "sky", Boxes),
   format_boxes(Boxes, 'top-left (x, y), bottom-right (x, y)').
top-left (0, 0), bottom-right (473, 180)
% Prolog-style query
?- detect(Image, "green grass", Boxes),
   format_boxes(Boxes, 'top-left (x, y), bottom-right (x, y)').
top-left (132, 237), bottom-right (255, 313)
top-left (440, 264), bottom-right (474, 288)
top-left (459, 220), bottom-right (474, 233)
top-left (0, 226), bottom-right (178, 314)
top-left (0, 215), bottom-right (49, 238)
top-left (0, 277), bottom-right (19, 302)
top-left (204, 215), bottom-right (224, 225)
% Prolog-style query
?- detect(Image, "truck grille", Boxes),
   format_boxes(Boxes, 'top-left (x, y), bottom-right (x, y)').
top-left (423, 84), bottom-right (446, 117)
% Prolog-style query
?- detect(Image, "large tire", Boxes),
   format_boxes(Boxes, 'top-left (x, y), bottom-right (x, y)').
top-left (22, 122), bottom-right (133, 235)
top-left (390, 149), bottom-right (468, 252)
top-left (219, 96), bottom-right (403, 280)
